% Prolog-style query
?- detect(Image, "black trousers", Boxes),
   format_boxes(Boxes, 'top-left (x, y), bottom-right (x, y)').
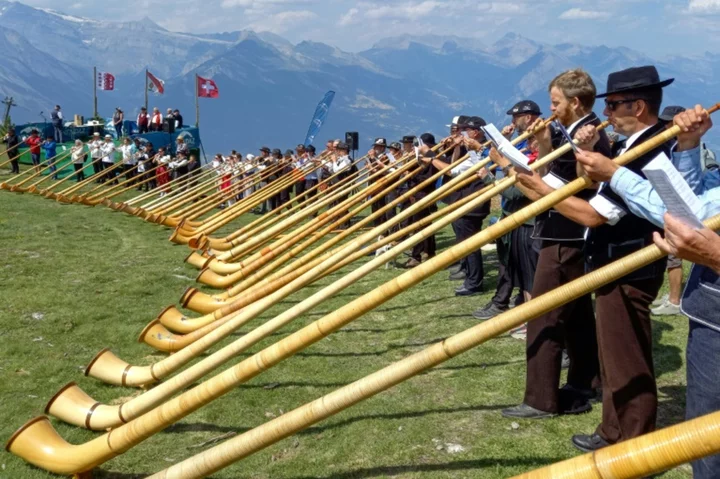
top-left (371, 192), bottom-right (388, 228)
top-left (452, 214), bottom-right (487, 290)
top-left (10, 159), bottom-right (19, 174)
top-left (73, 163), bottom-right (85, 182)
top-left (92, 158), bottom-right (102, 176)
top-left (409, 200), bottom-right (437, 261)
top-left (295, 180), bottom-right (306, 204)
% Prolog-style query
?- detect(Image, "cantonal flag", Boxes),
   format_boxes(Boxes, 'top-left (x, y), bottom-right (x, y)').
top-left (96, 71), bottom-right (115, 91)
top-left (197, 75), bottom-right (219, 98)
top-left (146, 70), bottom-right (165, 95)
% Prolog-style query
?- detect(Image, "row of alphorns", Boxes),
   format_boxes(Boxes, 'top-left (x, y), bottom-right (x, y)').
top-left (4, 104), bottom-right (720, 478)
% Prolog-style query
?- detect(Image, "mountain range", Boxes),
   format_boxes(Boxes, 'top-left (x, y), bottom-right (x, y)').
top-left (1, 1), bottom-right (718, 154)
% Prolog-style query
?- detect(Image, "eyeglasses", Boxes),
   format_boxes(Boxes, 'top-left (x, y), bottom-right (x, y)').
top-left (604, 98), bottom-right (643, 111)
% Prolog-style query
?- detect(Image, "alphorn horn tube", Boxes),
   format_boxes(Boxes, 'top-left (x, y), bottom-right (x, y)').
top-left (145, 214), bottom-right (720, 479)
top-left (13, 113), bottom-right (714, 477)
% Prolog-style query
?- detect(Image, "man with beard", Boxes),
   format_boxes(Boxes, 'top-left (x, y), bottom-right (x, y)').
top-left (513, 66), bottom-right (674, 452)
top-left (502, 69), bottom-right (607, 420)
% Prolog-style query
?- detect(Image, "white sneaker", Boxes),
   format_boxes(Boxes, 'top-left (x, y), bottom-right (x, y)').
top-left (652, 293), bottom-right (669, 307)
top-left (651, 300), bottom-right (680, 316)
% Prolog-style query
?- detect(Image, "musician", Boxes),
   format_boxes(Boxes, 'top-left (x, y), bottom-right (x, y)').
top-left (330, 142), bottom-right (354, 229)
top-left (402, 133), bottom-right (440, 268)
top-left (279, 149), bottom-right (295, 210)
top-left (367, 138), bottom-right (391, 229)
top-left (573, 104), bottom-right (719, 477)
top-left (426, 116), bottom-right (490, 296)
top-left (2, 127), bottom-right (20, 174)
top-left (294, 144), bottom-right (307, 201)
top-left (474, 100), bottom-right (542, 321)
top-left (402, 136), bottom-right (416, 156)
top-left (257, 146), bottom-right (271, 213)
top-left (513, 66), bottom-right (675, 452)
top-left (100, 134), bottom-right (117, 184)
top-left (501, 69), bottom-right (607, 421)
top-left (267, 148), bottom-right (283, 211)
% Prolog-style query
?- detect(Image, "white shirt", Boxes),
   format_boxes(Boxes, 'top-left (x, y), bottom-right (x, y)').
top-left (567, 114), bottom-right (591, 135)
top-left (120, 144), bottom-right (137, 165)
top-left (89, 139), bottom-right (103, 158)
top-left (450, 150), bottom-right (483, 177)
top-left (588, 125), bottom-right (654, 226)
top-left (332, 155), bottom-right (352, 174)
top-left (71, 145), bottom-right (85, 164)
top-left (101, 142), bottom-right (116, 163)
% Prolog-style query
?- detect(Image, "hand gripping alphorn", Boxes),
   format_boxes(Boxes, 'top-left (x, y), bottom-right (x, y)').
top-left (8, 109), bottom-right (717, 476)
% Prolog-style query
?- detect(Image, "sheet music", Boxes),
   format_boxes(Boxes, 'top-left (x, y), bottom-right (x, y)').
top-left (553, 121), bottom-right (579, 152)
top-left (481, 124), bottom-right (531, 172)
top-left (642, 152), bottom-right (704, 229)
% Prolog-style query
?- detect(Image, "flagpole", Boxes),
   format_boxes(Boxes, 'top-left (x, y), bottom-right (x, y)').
top-left (93, 66), bottom-right (98, 119)
top-left (144, 69), bottom-right (149, 112)
top-left (195, 74), bottom-right (200, 128)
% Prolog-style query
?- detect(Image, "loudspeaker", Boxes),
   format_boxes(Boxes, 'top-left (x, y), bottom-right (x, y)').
top-left (345, 131), bottom-right (359, 150)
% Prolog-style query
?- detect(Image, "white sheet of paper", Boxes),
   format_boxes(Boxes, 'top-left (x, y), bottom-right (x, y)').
top-left (642, 152), bottom-right (704, 229)
top-left (414, 146), bottom-right (419, 162)
top-left (482, 124), bottom-right (531, 172)
top-left (554, 121), bottom-right (578, 152)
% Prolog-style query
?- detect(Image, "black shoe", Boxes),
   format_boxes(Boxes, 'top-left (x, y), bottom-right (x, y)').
top-left (571, 433), bottom-right (610, 453)
top-left (561, 350), bottom-right (570, 370)
top-left (509, 294), bottom-right (522, 308)
top-left (501, 403), bottom-right (556, 419)
top-left (448, 270), bottom-right (467, 281)
top-left (455, 286), bottom-right (483, 297)
top-left (472, 302), bottom-right (508, 320)
top-left (558, 385), bottom-right (593, 415)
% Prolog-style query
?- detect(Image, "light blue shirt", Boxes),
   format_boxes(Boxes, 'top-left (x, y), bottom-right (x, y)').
top-left (609, 146), bottom-right (720, 227)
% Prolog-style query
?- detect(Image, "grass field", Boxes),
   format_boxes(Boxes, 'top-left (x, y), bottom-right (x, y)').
top-left (0, 177), bottom-right (693, 479)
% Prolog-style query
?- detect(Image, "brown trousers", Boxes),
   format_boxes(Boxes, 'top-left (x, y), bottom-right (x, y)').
top-left (595, 274), bottom-right (663, 443)
top-left (524, 241), bottom-right (600, 413)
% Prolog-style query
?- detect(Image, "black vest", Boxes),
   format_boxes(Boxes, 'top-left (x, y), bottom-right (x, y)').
top-left (50, 110), bottom-right (62, 127)
top-left (585, 122), bottom-right (671, 281)
top-left (533, 112), bottom-right (612, 241)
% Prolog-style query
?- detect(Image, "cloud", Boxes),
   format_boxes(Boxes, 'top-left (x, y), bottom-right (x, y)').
top-left (687, 0), bottom-right (720, 13)
top-left (248, 10), bottom-right (318, 33)
top-left (558, 8), bottom-right (611, 19)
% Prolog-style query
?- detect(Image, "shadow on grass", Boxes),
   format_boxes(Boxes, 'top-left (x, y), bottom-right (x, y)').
top-left (287, 456), bottom-right (564, 479)
top-left (652, 320), bottom-right (683, 378)
top-left (162, 403), bottom-right (514, 437)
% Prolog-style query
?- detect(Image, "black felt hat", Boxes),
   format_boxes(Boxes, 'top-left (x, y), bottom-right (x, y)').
top-left (373, 138), bottom-right (387, 147)
top-left (336, 142), bottom-right (350, 151)
top-left (597, 66), bottom-right (674, 98)
top-left (259, 146), bottom-right (270, 153)
top-left (459, 116), bottom-right (487, 130)
top-left (402, 135), bottom-right (416, 144)
top-left (659, 105), bottom-right (686, 123)
top-left (506, 100), bottom-right (542, 116)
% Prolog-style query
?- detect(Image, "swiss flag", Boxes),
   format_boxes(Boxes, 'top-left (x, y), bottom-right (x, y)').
top-left (97, 71), bottom-right (115, 91)
top-left (197, 75), bottom-right (219, 98)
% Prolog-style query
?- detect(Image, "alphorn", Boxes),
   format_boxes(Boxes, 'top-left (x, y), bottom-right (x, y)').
top-left (7, 149), bottom-right (73, 192)
top-left (0, 141), bottom-right (23, 171)
top-left (8, 110), bottom-right (713, 477)
top-left (86, 119), bottom-right (555, 385)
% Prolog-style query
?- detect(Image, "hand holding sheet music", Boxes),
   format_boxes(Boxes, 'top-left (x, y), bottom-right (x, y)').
top-left (481, 124), bottom-right (532, 172)
top-left (642, 152), bottom-right (704, 229)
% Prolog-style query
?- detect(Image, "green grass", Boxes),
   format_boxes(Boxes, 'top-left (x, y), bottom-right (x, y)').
top-left (0, 183), bottom-right (692, 479)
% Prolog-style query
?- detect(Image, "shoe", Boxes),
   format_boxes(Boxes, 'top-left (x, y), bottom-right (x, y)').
top-left (448, 270), bottom-right (467, 281)
top-left (447, 262), bottom-right (462, 273)
top-left (651, 293), bottom-right (669, 307)
top-left (501, 403), bottom-right (556, 419)
top-left (558, 385), bottom-right (593, 415)
top-left (455, 286), bottom-right (483, 297)
top-left (510, 323), bottom-right (527, 340)
top-left (402, 258), bottom-right (421, 269)
top-left (472, 302), bottom-right (508, 320)
top-left (420, 252), bottom-right (430, 263)
top-left (561, 350), bottom-right (570, 370)
top-left (571, 433), bottom-right (610, 453)
top-left (509, 294), bottom-right (523, 308)
top-left (651, 300), bottom-right (680, 316)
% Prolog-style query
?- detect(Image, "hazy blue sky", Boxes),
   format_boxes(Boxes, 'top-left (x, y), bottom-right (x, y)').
top-left (17, 0), bottom-right (720, 56)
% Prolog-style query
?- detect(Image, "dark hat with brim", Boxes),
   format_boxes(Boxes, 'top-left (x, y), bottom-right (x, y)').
top-left (506, 100), bottom-right (542, 116)
top-left (259, 146), bottom-right (270, 153)
top-left (271, 148), bottom-right (282, 156)
top-left (420, 133), bottom-right (436, 145)
top-left (597, 65), bottom-right (674, 98)
top-left (389, 142), bottom-right (402, 151)
top-left (401, 135), bottom-right (416, 144)
top-left (307, 145), bottom-right (316, 153)
top-left (285, 149), bottom-right (294, 156)
top-left (659, 105), bottom-right (686, 123)
top-left (336, 142), bottom-right (350, 151)
top-left (459, 116), bottom-right (487, 130)
top-left (373, 138), bottom-right (387, 147)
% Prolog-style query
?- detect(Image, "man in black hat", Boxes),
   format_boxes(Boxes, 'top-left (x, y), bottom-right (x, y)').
top-left (402, 133), bottom-right (441, 268)
top-left (502, 69), bottom-right (607, 422)
top-left (367, 138), bottom-right (392, 229)
top-left (474, 100), bottom-right (543, 320)
top-left (402, 136), bottom-right (416, 156)
top-left (425, 116), bottom-right (490, 295)
top-left (294, 144), bottom-right (307, 203)
top-left (515, 65), bottom-right (675, 451)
